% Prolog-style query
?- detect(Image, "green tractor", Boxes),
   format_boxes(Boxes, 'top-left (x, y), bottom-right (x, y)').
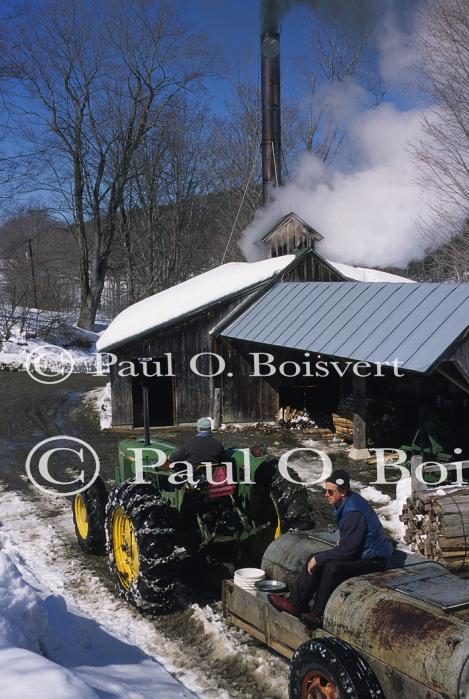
top-left (72, 435), bottom-right (315, 613)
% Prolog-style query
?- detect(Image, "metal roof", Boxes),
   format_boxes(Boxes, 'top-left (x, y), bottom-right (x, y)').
top-left (219, 282), bottom-right (469, 373)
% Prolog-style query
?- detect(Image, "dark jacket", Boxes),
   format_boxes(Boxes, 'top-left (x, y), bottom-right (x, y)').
top-left (315, 492), bottom-right (393, 565)
top-left (168, 431), bottom-right (228, 466)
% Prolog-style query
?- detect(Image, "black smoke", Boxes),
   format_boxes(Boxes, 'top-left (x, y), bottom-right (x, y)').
top-left (260, 0), bottom-right (420, 34)
top-left (261, 0), bottom-right (296, 33)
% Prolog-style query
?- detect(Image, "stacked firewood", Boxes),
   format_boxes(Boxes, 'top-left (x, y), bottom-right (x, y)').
top-left (400, 488), bottom-right (469, 575)
top-left (332, 417), bottom-right (354, 440)
top-left (332, 395), bottom-right (398, 445)
top-left (332, 396), bottom-right (353, 441)
top-left (277, 407), bottom-right (334, 438)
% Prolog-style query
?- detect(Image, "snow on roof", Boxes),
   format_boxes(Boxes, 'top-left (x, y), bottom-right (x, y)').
top-left (97, 255), bottom-right (296, 351)
top-left (326, 259), bottom-right (415, 283)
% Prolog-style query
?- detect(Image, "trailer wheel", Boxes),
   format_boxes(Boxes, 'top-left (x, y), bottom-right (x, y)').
top-left (72, 476), bottom-right (108, 554)
top-left (105, 480), bottom-right (180, 613)
top-left (289, 637), bottom-right (384, 699)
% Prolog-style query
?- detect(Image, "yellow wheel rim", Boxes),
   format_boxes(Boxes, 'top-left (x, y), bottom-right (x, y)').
top-left (74, 494), bottom-right (89, 539)
top-left (112, 507), bottom-right (139, 588)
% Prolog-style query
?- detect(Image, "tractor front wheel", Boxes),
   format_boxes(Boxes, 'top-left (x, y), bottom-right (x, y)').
top-left (105, 480), bottom-right (179, 613)
top-left (72, 476), bottom-right (108, 554)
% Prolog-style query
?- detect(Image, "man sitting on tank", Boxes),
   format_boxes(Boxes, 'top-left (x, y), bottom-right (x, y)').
top-left (168, 417), bottom-right (228, 467)
top-left (268, 468), bottom-right (393, 629)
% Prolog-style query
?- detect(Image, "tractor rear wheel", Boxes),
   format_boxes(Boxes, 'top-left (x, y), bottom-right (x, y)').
top-left (72, 476), bottom-right (108, 554)
top-left (252, 459), bottom-right (315, 536)
top-left (289, 637), bottom-right (384, 699)
top-left (270, 470), bottom-right (315, 534)
top-left (244, 460), bottom-right (315, 565)
top-left (105, 480), bottom-right (180, 613)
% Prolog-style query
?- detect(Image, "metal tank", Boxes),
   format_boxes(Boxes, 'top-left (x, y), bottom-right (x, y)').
top-left (262, 529), bottom-right (338, 589)
top-left (262, 530), bottom-right (469, 698)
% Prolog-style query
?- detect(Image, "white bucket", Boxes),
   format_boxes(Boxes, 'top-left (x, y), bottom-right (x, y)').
top-left (234, 568), bottom-right (265, 595)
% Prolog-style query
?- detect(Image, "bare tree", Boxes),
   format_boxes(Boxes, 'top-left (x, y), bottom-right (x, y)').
top-left (414, 0), bottom-right (469, 231)
top-left (208, 65), bottom-right (302, 262)
top-left (7, 0), bottom-right (213, 329)
top-left (299, 1), bottom-right (384, 163)
top-left (114, 100), bottom-right (215, 303)
top-left (0, 209), bottom-right (81, 338)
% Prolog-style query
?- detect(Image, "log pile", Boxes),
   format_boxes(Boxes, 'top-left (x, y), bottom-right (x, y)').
top-left (332, 396), bottom-right (355, 442)
top-left (332, 416), bottom-right (354, 441)
top-left (400, 488), bottom-right (469, 575)
top-left (332, 395), bottom-right (399, 445)
top-left (277, 407), bottom-right (334, 438)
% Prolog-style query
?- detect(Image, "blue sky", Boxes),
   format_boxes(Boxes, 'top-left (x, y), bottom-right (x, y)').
top-left (2, 0), bottom-right (423, 119)
top-left (1, 0), bottom-right (425, 213)
top-left (184, 0), bottom-right (313, 113)
top-left (184, 0), bottom-right (422, 115)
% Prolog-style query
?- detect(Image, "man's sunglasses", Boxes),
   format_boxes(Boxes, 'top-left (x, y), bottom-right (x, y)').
top-left (324, 488), bottom-right (339, 495)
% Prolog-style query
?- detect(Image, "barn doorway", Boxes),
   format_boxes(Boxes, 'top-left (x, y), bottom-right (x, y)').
top-left (132, 358), bottom-right (174, 427)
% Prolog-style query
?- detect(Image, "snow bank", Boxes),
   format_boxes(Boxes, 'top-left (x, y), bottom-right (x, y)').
top-left (97, 256), bottom-right (295, 352)
top-left (326, 259), bottom-right (414, 283)
top-left (0, 549), bottom-right (199, 699)
top-left (0, 322), bottom-right (99, 374)
top-left (85, 383), bottom-right (112, 430)
top-left (0, 486), bottom-right (290, 698)
top-left (357, 481), bottom-right (406, 545)
top-left (0, 552), bottom-right (99, 699)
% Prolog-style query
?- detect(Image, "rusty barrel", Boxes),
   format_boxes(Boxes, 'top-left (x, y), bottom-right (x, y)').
top-left (325, 572), bottom-right (469, 698)
top-left (261, 530), bottom-right (335, 591)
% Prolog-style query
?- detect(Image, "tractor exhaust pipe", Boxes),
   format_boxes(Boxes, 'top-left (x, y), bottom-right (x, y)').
top-left (142, 383), bottom-right (151, 446)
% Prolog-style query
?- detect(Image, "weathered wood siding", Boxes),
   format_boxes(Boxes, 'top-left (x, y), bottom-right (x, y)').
top-left (283, 252), bottom-right (345, 282)
top-left (215, 337), bottom-right (279, 423)
top-left (450, 339), bottom-right (469, 387)
top-left (109, 295), bottom-right (278, 426)
top-left (110, 361), bottom-right (134, 425)
top-left (268, 218), bottom-right (315, 257)
top-left (108, 250), bottom-right (344, 427)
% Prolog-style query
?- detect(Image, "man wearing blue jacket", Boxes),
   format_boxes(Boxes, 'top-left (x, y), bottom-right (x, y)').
top-left (268, 468), bottom-right (393, 629)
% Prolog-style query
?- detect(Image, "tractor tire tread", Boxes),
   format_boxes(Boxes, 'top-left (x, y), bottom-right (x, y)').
top-left (72, 476), bottom-right (108, 555)
top-left (105, 479), bottom-right (179, 614)
top-left (289, 636), bottom-right (384, 699)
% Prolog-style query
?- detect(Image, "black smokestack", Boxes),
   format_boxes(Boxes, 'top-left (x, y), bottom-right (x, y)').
top-left (261, 30), bottom-right (281, 205)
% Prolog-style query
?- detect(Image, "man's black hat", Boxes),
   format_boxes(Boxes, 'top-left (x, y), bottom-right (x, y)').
top-left (326, 469), bottom-right (351, 489)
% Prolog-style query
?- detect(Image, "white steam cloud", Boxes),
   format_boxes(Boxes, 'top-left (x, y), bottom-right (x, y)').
top-left (240, 103), bottom-right (443, 267)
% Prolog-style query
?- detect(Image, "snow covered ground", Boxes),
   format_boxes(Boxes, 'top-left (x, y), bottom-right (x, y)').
top-left (0, 322), bottom-right (100, 375)
top-left (0, 549), bottom-right (198, 699)
top-left (84, 383), bottom-right (112, 430)
top-left (0, 484), bottom-right (289, 699)
top-left (0, 487), bottom-right (203, 699)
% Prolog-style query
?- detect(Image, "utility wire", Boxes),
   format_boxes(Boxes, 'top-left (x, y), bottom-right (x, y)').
top-left (272, 141), bottom-right (279, 188)
top-left (221, 147), bottom-right (260, 265)
top-left (281, 146), bottom-right (289, 180)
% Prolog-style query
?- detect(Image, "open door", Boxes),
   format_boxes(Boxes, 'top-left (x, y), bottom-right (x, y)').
top-left (132, 358), bottom-right (175, 427)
